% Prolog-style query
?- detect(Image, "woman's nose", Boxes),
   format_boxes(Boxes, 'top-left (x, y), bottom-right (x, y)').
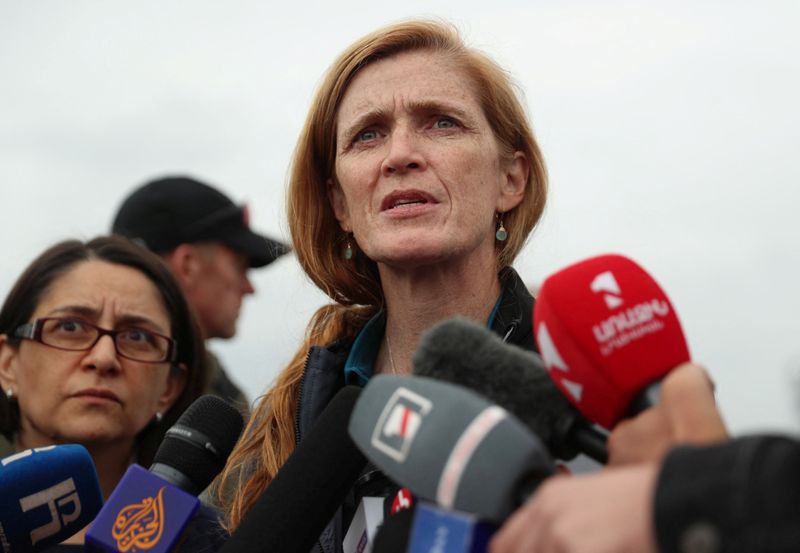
top-left (381, 127), bottom-right (426, 176)
top-left (83, 335), bottom-right (122, 374)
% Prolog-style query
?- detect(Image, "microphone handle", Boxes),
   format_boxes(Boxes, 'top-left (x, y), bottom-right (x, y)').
top-left (626, 380), bottom-right (662, 417)
top-left (570, 424), bottom-right (609, 464)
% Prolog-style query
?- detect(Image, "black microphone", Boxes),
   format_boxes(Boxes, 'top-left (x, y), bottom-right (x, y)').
top-left (86, 395), bottom-right (244, 552)
top-left (349, 375), bottom-right (554, 523)
top-left (0, 444), bottom-right (103, 552)
top-left (218, 385), bottom-right (367, 553)
top-left (413, 318), bottom-right (608, 463)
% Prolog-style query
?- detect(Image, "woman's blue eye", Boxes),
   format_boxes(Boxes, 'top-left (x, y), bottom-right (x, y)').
top-left (434, 117), bottom-right (457, 129)
top-left (356, 129), bottom-right (379, 142)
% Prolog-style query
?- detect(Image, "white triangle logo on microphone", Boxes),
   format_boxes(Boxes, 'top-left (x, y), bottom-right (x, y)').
top-left (536, 323), bottom-right (569, 373)
top-left (560, 378), bottom-right (583, 402)
top-left (590, 271), bottom-right (624, 310)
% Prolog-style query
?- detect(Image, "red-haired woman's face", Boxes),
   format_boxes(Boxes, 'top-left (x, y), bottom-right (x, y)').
top-left (329, 50), bottom-right (527, 272)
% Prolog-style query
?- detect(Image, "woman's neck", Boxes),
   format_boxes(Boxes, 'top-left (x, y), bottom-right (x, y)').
top-left (377, 255), bottom-right (503, 375)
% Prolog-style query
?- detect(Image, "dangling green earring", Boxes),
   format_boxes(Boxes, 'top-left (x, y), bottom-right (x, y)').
top-left (495, 213), bottom-right (508, 242)
top-left (344, 235), bottom-right (354, 260)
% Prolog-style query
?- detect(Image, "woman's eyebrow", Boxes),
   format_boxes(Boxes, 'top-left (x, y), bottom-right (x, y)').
top-left (48, 305), bottom-right (100, 318)
top-left (114, 315), bottom-right (168, 334)
top-left (47, 306), bottom-right (168, 334)
top-left (338, 106), bottom-right (391, 141)
top-left (404, 99), bottom-right (472, 122)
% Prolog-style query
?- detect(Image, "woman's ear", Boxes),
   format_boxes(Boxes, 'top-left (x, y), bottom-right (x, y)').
top-left (327, 178), bottom-right (352, 232)
top-left (156, 363), bottom-right (188, 416)
top-left (0, 335), bottom-right (19, 394)
top-left (496, 151), bottom-right (529, 213)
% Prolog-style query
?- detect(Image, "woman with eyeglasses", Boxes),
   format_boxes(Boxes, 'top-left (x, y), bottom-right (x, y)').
top-left (0, 236), bottom-right (211, 549)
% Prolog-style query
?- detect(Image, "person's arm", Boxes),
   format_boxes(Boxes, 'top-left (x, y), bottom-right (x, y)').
top-left (655, 435), bottom-right (800, 553)
top-left (489, 464), bottom-right (660, 553)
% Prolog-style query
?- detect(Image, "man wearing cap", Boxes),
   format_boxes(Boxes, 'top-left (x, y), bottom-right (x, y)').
top-left (111, 176), bottom-right (289, 413)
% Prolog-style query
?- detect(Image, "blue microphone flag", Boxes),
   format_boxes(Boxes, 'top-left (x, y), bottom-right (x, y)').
top-left (0, 444), bottom-right (103, 552)
top-left (85, 464), bottom-right (199, 553)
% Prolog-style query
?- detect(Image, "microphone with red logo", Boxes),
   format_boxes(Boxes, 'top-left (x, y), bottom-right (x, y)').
top-left (348, 375), bottom-right (554, 524)
top-left (533, 254), bottom-right (691, 429)
top-left (85, 395), bottom-right (244, 552)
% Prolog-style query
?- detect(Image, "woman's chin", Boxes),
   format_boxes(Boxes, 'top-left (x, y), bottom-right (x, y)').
top-left (58, 422), bottom-right (130, 447)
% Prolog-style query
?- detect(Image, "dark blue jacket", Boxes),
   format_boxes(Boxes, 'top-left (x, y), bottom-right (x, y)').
top-left (295, 268), bottom-right (537, 553)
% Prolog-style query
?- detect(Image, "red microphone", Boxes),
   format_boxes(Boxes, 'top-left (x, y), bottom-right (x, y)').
top-left (533, 254), bottom-right (690, 429)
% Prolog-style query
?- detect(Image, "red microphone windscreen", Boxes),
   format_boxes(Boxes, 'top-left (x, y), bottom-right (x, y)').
top-left (533, 254), bottom-right (690, 429)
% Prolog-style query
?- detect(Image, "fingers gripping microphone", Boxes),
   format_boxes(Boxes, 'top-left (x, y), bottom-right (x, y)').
top-left (217, 386), bottom-right (367, 553)
top-left (349, 376), bottom-right (554, 523)
top-left (0, 444), bottom-right (103, 552)
top-left (86, 395), bottom-right (244, 552)
top-left (534, 254), bottom-right (691, 429)
top-left (413, 318), bottom-right (608, 463)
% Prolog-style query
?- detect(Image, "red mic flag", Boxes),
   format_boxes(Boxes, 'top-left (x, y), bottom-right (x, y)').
top-left (534, 254), bottom-right (690, 429)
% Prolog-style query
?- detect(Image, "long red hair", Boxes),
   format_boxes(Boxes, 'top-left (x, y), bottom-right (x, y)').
top-left (214, 18), bottom-right (547, 530)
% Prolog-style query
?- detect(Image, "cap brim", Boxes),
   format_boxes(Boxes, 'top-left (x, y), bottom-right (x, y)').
top-left (224, 229), bottom-right (291, 268)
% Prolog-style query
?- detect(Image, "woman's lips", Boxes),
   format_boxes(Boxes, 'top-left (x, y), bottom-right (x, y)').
top-left (72, 388), bottom-right (121, 403)
top-left (381, 189), bottom-right (438, 212)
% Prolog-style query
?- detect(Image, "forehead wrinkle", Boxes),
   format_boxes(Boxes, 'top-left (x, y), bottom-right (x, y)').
top-left (338, 103), bottom-right (393, 142)
top-left (402, 98), bottom-right (476, 124)
top-left (45, 303), bottom-right (169, 334)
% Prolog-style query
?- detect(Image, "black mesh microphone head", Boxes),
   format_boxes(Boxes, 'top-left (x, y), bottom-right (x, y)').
top-left (412, 318), bottom-right (584, 460)
top-left (150, 395), bottom-right (244, 494)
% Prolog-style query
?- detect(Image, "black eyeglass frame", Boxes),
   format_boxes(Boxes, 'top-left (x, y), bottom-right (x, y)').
top-left (13, 317), bottom-right (178, 363)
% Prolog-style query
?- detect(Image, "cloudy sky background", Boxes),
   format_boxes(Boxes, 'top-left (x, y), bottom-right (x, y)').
top-left (2, 1), bottom-right (799, 435)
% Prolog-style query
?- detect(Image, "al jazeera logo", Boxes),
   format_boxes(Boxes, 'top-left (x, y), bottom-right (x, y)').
top-left (111, 486), bottom-right (166, 551)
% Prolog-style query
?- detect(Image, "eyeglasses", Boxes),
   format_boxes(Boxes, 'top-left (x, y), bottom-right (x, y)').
top-left (13, 317), bottom-right (177, 363)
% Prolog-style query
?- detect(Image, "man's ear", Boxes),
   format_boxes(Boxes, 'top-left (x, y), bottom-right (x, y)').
top-left (0, 334), bottom-right (19, 394)
top-left (327, 178), bottom-right (352, 232)
top-left (162, 244), bottom-right (200, 289)
top-left (496, 151), bottom-right (529, 213)
top-left (156, 363), bottom-right (188, 417)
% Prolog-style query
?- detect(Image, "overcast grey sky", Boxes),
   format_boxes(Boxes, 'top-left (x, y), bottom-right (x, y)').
top-left (2, 1), bottom-right (799, 435)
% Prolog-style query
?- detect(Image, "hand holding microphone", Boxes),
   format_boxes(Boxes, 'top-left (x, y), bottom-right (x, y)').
top-left (608, 362), bottom-right (728, 465)
top-left (488, 464), bottom-right (660, 553)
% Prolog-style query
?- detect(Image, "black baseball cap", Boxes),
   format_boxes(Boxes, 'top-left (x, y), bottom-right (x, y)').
top-left (111, 176), bottom-right (290, 268)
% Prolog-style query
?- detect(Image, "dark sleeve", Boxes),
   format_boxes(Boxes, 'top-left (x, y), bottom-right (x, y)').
top-left (654, 435), bottom-right (800, 553)
top-left (176, 503), bottom-right (230, 553)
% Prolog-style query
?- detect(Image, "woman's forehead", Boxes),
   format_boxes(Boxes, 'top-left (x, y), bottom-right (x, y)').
top-left (34, 260), bottom-right (169, 324)
top-left (338, 51), bottom-right (478, 116)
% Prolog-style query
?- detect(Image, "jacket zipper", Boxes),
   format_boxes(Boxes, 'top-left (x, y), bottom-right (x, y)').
top-left (295, 349), bottom-right (329, 553)
top-left (294, 349), bottom-right (312, 446)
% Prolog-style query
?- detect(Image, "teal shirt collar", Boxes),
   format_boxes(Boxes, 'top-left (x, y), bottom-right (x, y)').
top-left (343, 310), bottom-right (387, 387)
top-left (343, 294), bottom-right (503, 386)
